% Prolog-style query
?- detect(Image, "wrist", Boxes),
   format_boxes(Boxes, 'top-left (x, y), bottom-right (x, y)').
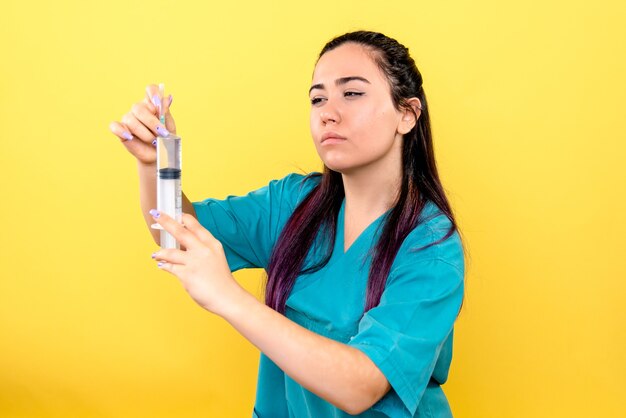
top-left (137, 160), bottom-right (156, 171)
top-left (217, 282), bottom-right (259, 323)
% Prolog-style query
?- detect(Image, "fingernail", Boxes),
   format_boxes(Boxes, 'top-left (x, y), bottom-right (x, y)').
top-left (157, 261), bottom-right (165, 268)
top-left (167, 94), bottom-right (173, 107)
top-left (151, 252), bottom-right (157, 259)
top-left (155, 125), bottom-right (170, 137)
top-left (122, 131), bottom-right (133, 141)
top-left (149, 209), bottom-right (160, 218)
top-left (152, 139), bottom-right (157, 146)
top-left (151, 94), bottom-right (162, 108)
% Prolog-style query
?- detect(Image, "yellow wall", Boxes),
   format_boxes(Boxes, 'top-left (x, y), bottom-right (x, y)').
top-left (1, 1), bottom-right (624, 417)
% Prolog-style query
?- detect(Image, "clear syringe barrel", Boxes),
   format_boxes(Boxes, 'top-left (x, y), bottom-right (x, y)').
top-left (156, 133), bottom-right (182, 249)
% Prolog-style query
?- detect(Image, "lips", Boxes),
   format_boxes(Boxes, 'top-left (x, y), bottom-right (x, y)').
top-left (321, 131), bottom-right (347, 143)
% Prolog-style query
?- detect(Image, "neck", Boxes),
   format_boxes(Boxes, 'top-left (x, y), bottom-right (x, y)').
top-left (340, 141), bottom-right (403, 218)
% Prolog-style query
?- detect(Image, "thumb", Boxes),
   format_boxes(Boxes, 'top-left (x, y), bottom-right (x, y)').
top-left (164, 94), bottom-right (177, 134)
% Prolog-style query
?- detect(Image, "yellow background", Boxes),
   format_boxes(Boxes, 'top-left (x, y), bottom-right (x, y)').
top-left (1, 0), bottom-right (624, 417)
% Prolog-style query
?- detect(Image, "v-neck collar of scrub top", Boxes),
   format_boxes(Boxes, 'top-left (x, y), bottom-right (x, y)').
top-left (335, 197), bottom-right (392, 257)
top-left (332, 197), bottom-right (440, 259)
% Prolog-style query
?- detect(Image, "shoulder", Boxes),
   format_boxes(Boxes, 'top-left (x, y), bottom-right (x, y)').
top-left (268, 171), bottom-right (322, 208)
top-left (381, 202), bottom-right (464, 299)
top-left (393, 200), bottom-right (464, 275)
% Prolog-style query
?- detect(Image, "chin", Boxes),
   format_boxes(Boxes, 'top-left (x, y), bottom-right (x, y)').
top-left (321, 158), bottom-right (351, 173)
top-left (322, 161), bottom-right (363, 176)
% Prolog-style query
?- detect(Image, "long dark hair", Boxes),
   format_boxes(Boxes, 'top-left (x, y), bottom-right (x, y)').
top-left (266, 31), bottom-right (460, 314)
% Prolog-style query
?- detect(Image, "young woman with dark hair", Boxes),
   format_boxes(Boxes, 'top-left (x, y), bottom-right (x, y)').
top-left (110, 31), bottom-right (465, 418)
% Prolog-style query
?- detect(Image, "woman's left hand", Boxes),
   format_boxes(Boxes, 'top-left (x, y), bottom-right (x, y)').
top-left (149, 209), bottom-right (243, 315)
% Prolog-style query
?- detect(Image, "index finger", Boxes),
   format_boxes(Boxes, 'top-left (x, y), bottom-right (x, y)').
top-left (145, 84), bottom-right (161, 105)
top-left (181, 213), bottom-right (220, 247)
top-left (150, 209), bottom-right (201, 250)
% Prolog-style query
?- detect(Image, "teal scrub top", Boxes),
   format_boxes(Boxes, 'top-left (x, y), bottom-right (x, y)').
top-left (192, 173), bottom-right (465, 418)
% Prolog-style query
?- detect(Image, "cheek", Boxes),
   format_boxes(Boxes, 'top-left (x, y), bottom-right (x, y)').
top-left (352, 106), bottom-right (397, 145)
top-left (309, 113), bottom-right (323, 153)
top-left (310, 111), bottom-right (320, 136)
top-left (309, 112), bottom-right (319, 142)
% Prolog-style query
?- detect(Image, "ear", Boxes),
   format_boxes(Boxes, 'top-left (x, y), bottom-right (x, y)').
top-left (397, 98), bottom-right (422, 135)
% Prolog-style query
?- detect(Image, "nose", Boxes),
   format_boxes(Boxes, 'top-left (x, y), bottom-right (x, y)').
top-left (320, 104), bottom-right (341, 125)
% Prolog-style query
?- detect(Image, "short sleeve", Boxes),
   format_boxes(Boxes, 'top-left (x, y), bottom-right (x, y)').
top-left (192, 173), bottom-right (318, 272)
top-left (347, 256), bottom-right (464, 417)
top-left (253, 354), bottom-right (290, 418)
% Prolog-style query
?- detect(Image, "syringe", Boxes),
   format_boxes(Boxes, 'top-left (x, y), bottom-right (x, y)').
top-left (151, 83), bottom-right (182, 249)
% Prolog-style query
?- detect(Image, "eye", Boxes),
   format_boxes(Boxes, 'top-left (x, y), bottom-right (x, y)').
top-left (310, 97), bottom-right (325, 105)
top-left (344, 91), bottom-right (365, 99)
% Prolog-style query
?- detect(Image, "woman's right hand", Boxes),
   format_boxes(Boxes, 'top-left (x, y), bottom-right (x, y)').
top-left (109, 84), bottom-right (176, 165)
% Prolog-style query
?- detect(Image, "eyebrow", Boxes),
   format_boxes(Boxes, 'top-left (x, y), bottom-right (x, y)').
top-left (309, 76), bottom-right (371, 95)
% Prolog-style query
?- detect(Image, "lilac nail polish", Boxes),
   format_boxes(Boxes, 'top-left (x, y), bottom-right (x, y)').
top-left (155, 126), bottom-right (170, 137)
top-left (149, 209), bottom-right (160, 218)
top-left (151, 252), bottom-right (157, 259)
top-left (151, 94), bottom-right (162, 108)
top-left (122, 131), bottom-right (133, 141)
top-left (152, 139), bottom-right (157, 146)
top-left (157, 261), bottom-right (165, 268)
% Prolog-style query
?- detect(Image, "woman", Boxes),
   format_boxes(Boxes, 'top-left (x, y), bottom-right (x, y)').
top-left (109, 31), bottom-right (465, 418)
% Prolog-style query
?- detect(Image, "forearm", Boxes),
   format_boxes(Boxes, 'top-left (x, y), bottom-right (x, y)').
top-left (220, 287), bottom-right (390, 414)
top-left (137, 161), bottom-right (195, 244)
